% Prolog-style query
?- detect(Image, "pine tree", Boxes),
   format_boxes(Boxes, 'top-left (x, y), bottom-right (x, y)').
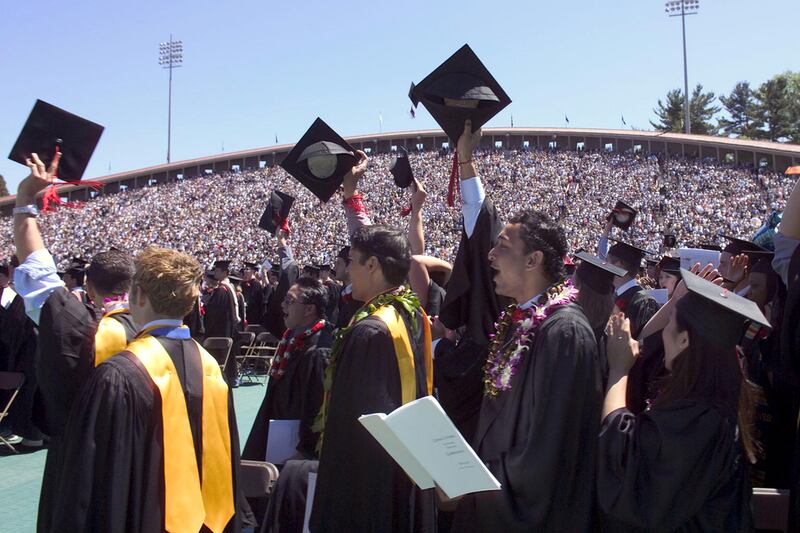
top-left (754, 75), bottom-right (793, 141)
top-left (688, 84), bottom-right (721, 135)
top-left (651, 89), bottom-right (685, 132)
top-left (0, 175), bottom-right (8, 197)
top-left (718, 81), bottom-right (762, 138)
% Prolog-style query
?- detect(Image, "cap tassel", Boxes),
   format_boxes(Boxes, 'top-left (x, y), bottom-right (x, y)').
top-left (400, 204), bottom-right (412, 217)
top-left (40, 147), bottom-right (104, 212)
top-left (280, 217), bottom-right (291, 236)
top-left (447, 151), bottom-right (461, 207)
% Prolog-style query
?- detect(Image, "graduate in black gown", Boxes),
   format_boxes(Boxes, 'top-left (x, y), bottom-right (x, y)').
top-left (450, 122), bottom-right (602, 533)
top-left (606, 240), bottom-right (660, 339)
top-left (52, 247), bottom-right (240, 533)
top-left (309, 153), bottom-right (435, 533)
top-left (10, 152), bottom-right (139, 533)
top-left (241, 261), bottom-right (265, 326)
top-left (243, 278), bottom-right (330, 461)
top-left (599, 269), bottom-right (763, 531)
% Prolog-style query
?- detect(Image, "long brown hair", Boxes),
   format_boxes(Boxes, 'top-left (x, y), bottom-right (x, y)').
top-left (655, 304), bottom-right (760, 462)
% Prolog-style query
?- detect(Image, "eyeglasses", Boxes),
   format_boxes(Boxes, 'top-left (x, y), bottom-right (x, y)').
top-left (283, 295), bottom-right (308, 306)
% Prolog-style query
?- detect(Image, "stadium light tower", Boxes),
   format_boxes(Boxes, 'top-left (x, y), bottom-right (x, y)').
top-left (665, 0), bottom-right (699, 134)
top-left (159, 35), bottom-right (183, 163)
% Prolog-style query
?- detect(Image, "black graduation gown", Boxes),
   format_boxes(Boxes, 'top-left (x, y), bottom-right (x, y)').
top-left (35, 288), bottom-right (138, 533)
top-left (453, 304), bottom-right (603, 533)
top-left (626, 333), bottom-right (668, 415)
top-left (264, 263), bottom-right (300, 338)
top-left (615, 285), bottom-right (659, 339)
top-left (424, 280), bottom-right (446, 317)
top-left (242, 279), bottom-right (265, 326)
top-left (436, 198), bottom-right (510, 440)
top-left (322, 281), bottom-right (341, 325)
top-left (204, 285), bottom-right (236, 338)
top-left (310, 308), bottom-right (435, 533)
top-left (2, 289), bottom-right (41, 440)
top-left (50, 336), bottom-right (242, 533)
top-left (335, 290), bottom-right (362, 329)
top-left (597, 402), bottom-right (753, 532)
top-left (242, 326), bottom-right (331, 461)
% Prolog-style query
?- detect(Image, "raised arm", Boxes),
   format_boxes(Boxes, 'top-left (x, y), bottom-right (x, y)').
top-left (408, 179), bottom-right (427, 256)
top-left (13, 153), bottom-right (67, 324)
top-left (341, 150), bottom-right (372, 239)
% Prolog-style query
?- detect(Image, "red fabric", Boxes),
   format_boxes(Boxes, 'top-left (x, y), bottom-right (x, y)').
top-left (343, 193), bottom-right (368, 215)
top-left (400, 204), bottom-right (412, 217)
top-left (281, 217), bottom-right (291, 236)
top-left (269, 320), bottom-right (326, 379)
top-left (447, 151), bottom-right (460, 207)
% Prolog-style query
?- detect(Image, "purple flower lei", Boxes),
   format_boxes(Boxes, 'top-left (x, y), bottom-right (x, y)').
top-left (483, 279), bottom-right (578, 397)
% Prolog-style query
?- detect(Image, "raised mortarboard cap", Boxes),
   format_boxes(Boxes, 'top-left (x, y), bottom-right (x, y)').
top-left (657, 255), bottom-right (681, 274)
top-left (720, 234), bottom-right (766, 256)
top-left (259, 190), bottom-right (295, 235)
top-left (280, 118), bottom-right (357, 203)
top-left (409, 44), bottom-right (511, 142)
top-left (390, 146), bottom-right (414, 189)
top-left (608, 239), bottom-right (655, 270)
top-left (696, 243), bottom-right (722, 252)
top-left (9, 100), bottom-right (104, 182)
top-left (678, 269), bottom-right (771, 347)
top-left (608, 201), bottom-right (638, 232)
top-left (575, 251), bottom-right (626, 294)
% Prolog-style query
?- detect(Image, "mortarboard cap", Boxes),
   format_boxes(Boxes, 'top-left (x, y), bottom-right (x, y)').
top-left (9, 100), bottom-right (104, 182)
top-left (409, 44), bottom-right (511, 142)
top-left (390, 146), bottom-right (414, 189)
top-left (720, 234), bottom-right (766, 256)
top-left (213, 260), bottom-right (231, 271)
top-left (743, 250), bottom-right (776, 276)
top-left (607, 239), bottom-right (655, 271)
top-left (204, 269), bottom-right (216, 279)
top-left (696, 243), bottom-right (722, 252)
top-left (657, 255), bottom-right (681, 275)
top-left (280, 118), bottom-right (357, 203)
top-left (243, 262), bottom-right (259, 270)
top-left (677, 269), bottom-right (771, 347)
top-left (259, 190), bottom-right (295, 235)
top-left (608, 201), bottom-right (638, 232)
top-left (574, 252), bottom-right (626, 294)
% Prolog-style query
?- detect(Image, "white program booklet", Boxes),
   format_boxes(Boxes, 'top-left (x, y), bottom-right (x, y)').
top-left (358, 396), bottom-right (501, 499)
top-left (266, 419), bottom-right (301, 464)
top-left (679, 247), bottom-right (721, 270)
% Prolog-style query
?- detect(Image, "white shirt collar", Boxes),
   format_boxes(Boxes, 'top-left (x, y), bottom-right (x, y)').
top-left (615, 278), bottom-right (639, 297)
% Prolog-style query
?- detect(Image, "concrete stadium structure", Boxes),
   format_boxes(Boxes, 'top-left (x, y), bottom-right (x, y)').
top-left (2, 127), bottom-right (799, 216)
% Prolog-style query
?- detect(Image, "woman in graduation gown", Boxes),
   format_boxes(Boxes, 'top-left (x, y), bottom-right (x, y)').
top-left (598, 269), bottom-right (765, 532)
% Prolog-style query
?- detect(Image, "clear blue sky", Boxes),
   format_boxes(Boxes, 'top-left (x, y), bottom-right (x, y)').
top-left (2, 0), bottom-right (797, 193)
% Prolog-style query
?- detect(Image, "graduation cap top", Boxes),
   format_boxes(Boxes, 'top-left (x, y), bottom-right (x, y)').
top-left (607, 239), bottom-right (655, 270)
top-left (677, 269), bottom-right (771, 347)
top-left (657, 255), bottom-right (681, 274)
top-left (280, 118), bottom-right (357, 203)
top-left (243, 262), bottom-right (259, 271)
top-left (720, 234), bottom-right (766, 256)
top-left (213, 260), bottom-right (231, 271)
top-left (744, 250), bottom-right (776, 276)
top-left (9, 100), bottom-right (104, 182)
top-left (574, 252), bottom-right (626, 294)
top-left (390, 146), bottom-right (414, 189)
top-left (608, 201), bottom-right (638, 232)
top-left (409, 44), bottom-right (511, 142)
top-left (259, 191), bottom-right (295, 235)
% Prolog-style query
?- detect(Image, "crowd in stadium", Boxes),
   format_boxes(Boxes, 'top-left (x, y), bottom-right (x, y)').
top-left (0, 148), bottom-right (792, 270)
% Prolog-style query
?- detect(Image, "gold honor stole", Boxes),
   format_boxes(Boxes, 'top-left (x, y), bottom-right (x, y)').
top-left (94, 309), bottom-right (130, 366)
top-left (125, 335), bottom-right (234, 533)
top-left (372, 305), bottom-right (434, 403)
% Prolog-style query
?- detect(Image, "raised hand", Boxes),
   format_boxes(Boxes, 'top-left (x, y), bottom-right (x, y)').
top-left (17, 151), bottom-right (61, 204)
top-left (410, 178), bottom-right (427, 213)
top-left (456, 120), bottom-right (481, 162)
top-left (606, 312), bottom-right (638, 375)
top-left (342, 150), bottom-right (369, 198)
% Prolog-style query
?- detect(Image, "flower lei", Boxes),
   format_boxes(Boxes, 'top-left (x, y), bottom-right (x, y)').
top-left (312, 286), bottom-right (422, 452)
top-left (483, 279), bottom-right (578, 397)
top-left (269, 319), bottom-right (326, 380)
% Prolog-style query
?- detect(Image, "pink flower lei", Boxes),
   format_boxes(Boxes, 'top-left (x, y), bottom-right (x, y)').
top-left (483, 279), bottom-right (578, 397)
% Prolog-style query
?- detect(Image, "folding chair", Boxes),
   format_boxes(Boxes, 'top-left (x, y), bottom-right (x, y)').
top-left (202, 337), bottom-right (233, 373)
top-left (240, 459), bottom-right (279, 498)
top-left (0, 372), bottom-right (25, 454)
top-left (245, 324), bottom-right (267, 335)
top-left (236, 331), bottom-right (258, 384)
top-left (752, 487), bottom-right (789, 533)
top-left (250, 332), bottom-right (279, 376)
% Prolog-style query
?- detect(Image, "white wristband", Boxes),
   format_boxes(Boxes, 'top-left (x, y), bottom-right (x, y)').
top-left (13, 204), bottom-right (39, 217)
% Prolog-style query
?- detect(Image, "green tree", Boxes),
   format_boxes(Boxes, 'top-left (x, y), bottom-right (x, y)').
top-left (783, 71), bottom-right (800, 143)
top-left (718, 81), bottom-right (762, 138)
top-left (688, 84), bottom-right (721, 135)
top-left (651, 89), bottom-right (685, 132)
top-left (754, 74), bottom-right (793, 141)
top-left (0, 175), bottom-right (8, 197)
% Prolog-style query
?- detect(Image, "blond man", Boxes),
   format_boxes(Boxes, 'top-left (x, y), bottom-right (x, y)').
top-left (49, 247), bottom-right (240, 533)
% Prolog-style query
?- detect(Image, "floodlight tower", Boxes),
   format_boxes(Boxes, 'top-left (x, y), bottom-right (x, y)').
top-left (159, 36), bottom-right (183, 163)
top-left (665, 0), bottom-right (699, 134)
